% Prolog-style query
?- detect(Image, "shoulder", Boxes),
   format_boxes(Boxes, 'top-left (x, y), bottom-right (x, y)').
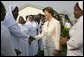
top-left (78, 16), bottom-right (83, 23)
top-left (18, 23), bottom-right (22, 26)
top-left (1, 25), bottom-right (8, 32)
top-left (75, 16), bottom-right (83, 27)
top-left (44, 21), bottom-right (48, 25)
top-left (25, 22), bottom-right (31, 25)
top-left (53, 18), bottom-right (60, 24)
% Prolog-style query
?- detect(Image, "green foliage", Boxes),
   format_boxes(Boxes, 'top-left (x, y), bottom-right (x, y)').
top-left (61, 27), bottom-right (70, 38)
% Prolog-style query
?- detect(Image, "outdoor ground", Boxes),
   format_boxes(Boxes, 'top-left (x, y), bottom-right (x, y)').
top-left (36, 45), bottom-right (67, 56)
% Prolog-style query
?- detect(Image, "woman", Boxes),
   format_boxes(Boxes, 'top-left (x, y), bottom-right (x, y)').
top-left (35, 7), bottom-right (61, 56)
top-left (2, 5), bottom-right (29, 56)
top-left (25, 15), bottom-right (38, 56)
top-left (67, 1), bottom-right (83, 56)
top-left (18, 16), bottom-right (27, 34)
top-left (1, 2), bottom-right (16, 56)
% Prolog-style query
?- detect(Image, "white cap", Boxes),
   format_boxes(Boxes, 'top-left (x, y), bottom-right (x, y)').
top-left (78, 1), bottom-right (83, 11)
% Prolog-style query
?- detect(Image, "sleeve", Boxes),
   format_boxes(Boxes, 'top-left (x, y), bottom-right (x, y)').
top-left (35, 31), bottom-right (45, 40)
top-left (54, 21), bottom-right (61, 50)
top-left (1, 26), bottom-right (16, 56)
top-left (35, 24), bottom-right (45, 40)
top-left (67, 20), bottom-right (83, 50)
top-left (8, 24), bottom-right (29, 40)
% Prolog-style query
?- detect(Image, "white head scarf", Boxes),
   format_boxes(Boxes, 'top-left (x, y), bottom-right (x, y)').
top-left (78, 1), bottom-right (83, 11)
top-left (3, 5), bottom-right (18, 28)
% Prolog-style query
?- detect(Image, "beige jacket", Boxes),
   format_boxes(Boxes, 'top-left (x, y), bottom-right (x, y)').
top-left (35, 18), bottom-right (61, 50)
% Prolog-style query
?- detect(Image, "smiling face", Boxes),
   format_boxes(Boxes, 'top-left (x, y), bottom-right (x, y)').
top-left (44, 10), bottom-right (51, 20)
top-left (18, 16), bottom-right (25, 24)
top-left (73, 3), bottom-right (83, 19)
top-left (29, 15), bottom-right (33, 22)
top-left (43, 7), bottom-right (54, 21)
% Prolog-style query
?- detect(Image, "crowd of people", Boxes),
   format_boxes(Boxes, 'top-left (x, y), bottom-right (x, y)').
top-left (1, 1), bottom-right (83, 56)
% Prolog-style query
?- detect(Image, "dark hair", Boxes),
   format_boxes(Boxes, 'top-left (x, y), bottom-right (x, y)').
top-left (28, 15), bottom-right (34, 21)
top-left (19, 16), bottom-right (25, 24)
top-left (43, 7), bottom-right (54, 17)
top-left (1, 2), bottom-right (6, 21)
top-left (19, 16), bottom-right (24, 20)
top-left (41, 15), bottom-right (45, 17)
top-left (26, 15), bottom-right (28, 19)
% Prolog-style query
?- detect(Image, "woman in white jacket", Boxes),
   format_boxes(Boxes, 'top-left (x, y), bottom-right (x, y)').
top-left (35, 7), bottom-right (61, 56)
top-left (67, 1), bottom-right (83, 56)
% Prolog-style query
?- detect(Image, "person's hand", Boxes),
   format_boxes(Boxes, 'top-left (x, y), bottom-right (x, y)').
top-left (29, 36), bottom-right (36, 44)
top-left (60, 37), bottom-right (68, 45)
top-left (29, 36), bottom-right (36, 40)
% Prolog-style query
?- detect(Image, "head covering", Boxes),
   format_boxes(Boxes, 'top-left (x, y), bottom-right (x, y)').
top-left (78, 1), bottom-right (83, 11)
top-left (2, 5), bottom-right (17, 28)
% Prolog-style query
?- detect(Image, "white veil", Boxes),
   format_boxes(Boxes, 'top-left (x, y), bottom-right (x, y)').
top-left (3, 5), bottom-right (17, 28)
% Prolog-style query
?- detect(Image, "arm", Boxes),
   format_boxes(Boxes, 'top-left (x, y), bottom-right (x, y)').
top-left (67, 31), bottom-right (83, 50)
top-left (9, 24), bottom-right (29, 40)
top-left (35, 29), bottom-right (45, 40)
top-left (54, 21), bottom-right (61, 50)
top-left (67, 19), bottom-right (83, 50)
top-left (1, 26), bottom-right (16, 56)
top-left (35, 24), bottom-right (45, 40)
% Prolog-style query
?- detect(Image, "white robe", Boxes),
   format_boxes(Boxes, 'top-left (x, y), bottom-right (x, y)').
top-left (1, 23), bottom-right (16, 56)
top-left (18, 23), bottom-right (28, 34)
top-left (25, 21), bottom-right (38, 56)
top-left (67, 16), bottom-right (83, 56)
top-left (2, 5), bottom-right (29, 56)
top-left (35, 18), bottom-right (61, 56)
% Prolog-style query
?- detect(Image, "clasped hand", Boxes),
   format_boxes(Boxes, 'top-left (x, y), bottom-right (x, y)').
top-left (29, 36), bottom-right (36, 44)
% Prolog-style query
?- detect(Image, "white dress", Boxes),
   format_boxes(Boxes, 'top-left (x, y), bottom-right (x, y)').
top-left (18, 23), bottom-right (28, 34)
top-left (18, 23), bottom-right (29, 56)
top-left (67, 16), bottom-right (83, 56)
top-left (25, 21), bottom-right (38, 56)
top-left (1, 23), bottom-right (16, 56)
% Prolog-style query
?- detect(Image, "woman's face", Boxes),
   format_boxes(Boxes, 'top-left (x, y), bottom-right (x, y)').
top-left (19, 18), bottom-right (22, 23)
top-left (73, 5), bottom-right (82, 19)
top-left (44, 10), bottom-right (50, 20)
top-left (19, 17), bottom-right (25, 24)
top-left (29, 16), bottom-right (33, 22)
top-left (12, 7), bottom-right (19, 20)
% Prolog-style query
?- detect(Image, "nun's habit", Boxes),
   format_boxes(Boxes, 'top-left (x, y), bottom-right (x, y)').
top-left (25, 21), bottom-right (38, 56)
top-left (1, 23), bottom-right (16, 56)
top-left (2, 5), bottom-right (29, 56)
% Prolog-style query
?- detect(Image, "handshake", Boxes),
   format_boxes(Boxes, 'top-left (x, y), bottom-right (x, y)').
top-left (29, 36), bottom-right (36, 44)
